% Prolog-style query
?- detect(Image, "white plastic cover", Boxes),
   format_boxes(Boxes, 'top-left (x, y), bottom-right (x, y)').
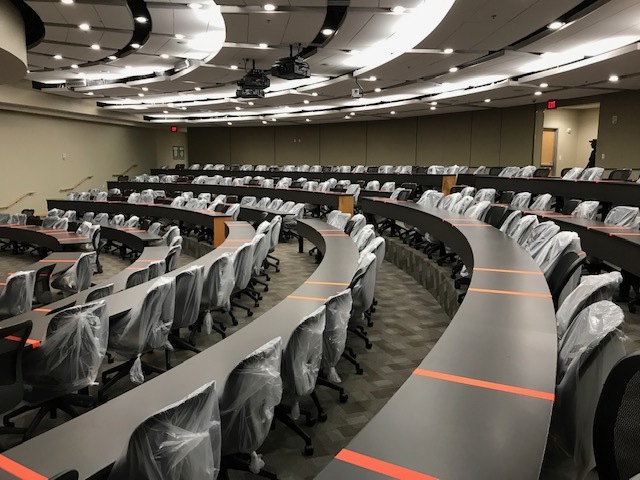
top-left (109, 277), bottom-right (176, 367)
top-left (23, 300), bottom-right (108, 392)
top-left (203, 253), bottom-right (235, 314)
top-left (604, 206), bottom-right (640, 227)
top-left (441, 192), bottom-right (463, 211)
top-left (417, 190), bottom-right (443, 207)
top-left (282, 165), bottom-right (295, 172)
top-left (579, 167), bottom-right (604, 181)
top-left (166, 245), bottom-right (182, 272)
top-left (523, 221), bottom-right (560, 258)
top-left (78, 192), bottom-right (91, 201)
top-left (268, 199), bottom-right (283, 210)
top-left (148, 222), bottom-right (162, 236)
top-left (93, 213), bottom-right (109, 226)
top-left (232, 242), bottom-right (255, 291)
top-left (322, 290), bottom-right (352, 383)
top-left (460, 186), bottom-right (476, 198)
top-left (251, 233), bottom-right (270, 276)
top-left (352, 165), bottom-right (366, 173)
top-left (510, 192), bottom-right (532, 209)
top-left (42, 216), bottom-right (60, 228)
top-left (453, 195), bottom-right (474, 214)
top-left (0, 271), bottom-right (35, 319)
top-left (465, 201), bottom-right (491, 220)
top-left (516, 166), bottom-right (537, 177)
top-left (108, 188), bottom-right (121, 196)
top-left (499, 210), bottom-right (522, 236)
top-left (172, 265), bottom-right (205, 331)
top-left (380, 182), bottom-right (396, 192)
top-left (529, 193), bottom-right (553, 211)
top-left (52, 217), bottom-right (69, 230)
top-left (534, 231), bottom-right (581, 276)
top-left (348, 214), bottom-right (366, 238)
top-left (82, 212), bottom-right (95, 222)
top-left (365, 180), bottom-right (380, 191)
top-left (563, 167), bottom-right (584, 180)
top-left (360, 236), bottom-right (386, 274)
top-left (51, 252), bottom-right (95, 294)
top-left (280, 201), bottom-right (295, 212)
top-left (226, 204), bottom-right (240, 221)
top-left (276, 178), bottom-right (292, 189)
top-left (471, 188), bottom-right (494, 202)
top-left (47, 208), bottom-right (64, 217)
top-left (128, 193), bottom-right (140, 204)
top-left (189, 164), bottom-right (201, 170)
top-left (62, 210), bottom-right (77, 221)
top-left (220, 337), bottom-right (283, 457)
top-left (350, 253), bottom-right (377, 327)
top-left (111, 214), bottom-right (125, 227)
top-left (256, 197), bottom-right (271, 209)
top-left (302, 181), bottom-right (319, 192)
top-left (556, 271), bottom-right (623, 339)
top-left (124, 216), bottom-right (140, 228)
top-left (327, 211), bottom-right (351, 230)
top-left (510, 215), bottom-right (539, 246)
top-left (353, 225), bottom-right (376, 252)
top-left (571, 201), bottom-right (599, 219)
top-left (184, 199), bottom-right (199, 210)
top-left (498, 166), bottom-right (520, 177)
top-left (241, 197), bottom-right (257, 207)
top-left (474, 166), bottom-right (488, 175)
top-left (443, 165), bottom-right (460, 175)
top-left (76, 221), bottom-right (92, 237)
top-left (428, 165), bottom-right (445, 174)
top-left (389, 188), bottom-right (407, 200)
top-left (183, 192), bottom-right (194, 200)
top-left (148, 260), bottom-right (167, 279)
top-left (171, 197), bottom-right (186, 208)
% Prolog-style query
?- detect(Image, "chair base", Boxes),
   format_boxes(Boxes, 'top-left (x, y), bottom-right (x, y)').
top-left (274, 404), bottom-right (315, 456)
top-left (220, 454), bottom-right (278, 480)
top-left (316, 374), bottom-right (349, 403)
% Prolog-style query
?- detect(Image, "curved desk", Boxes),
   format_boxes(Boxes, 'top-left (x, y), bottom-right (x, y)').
top-left (459, 174), bottom-right (640, 208)
top-left (106, 180), bottom-right (356, 215)
top-left (0, 219), bottom-right (358, 480)
top-left (317, 197), bottom-right (557, 480)
top-left (100, 226), bottom-right (161, 254)
top-left (47, 199), bottom-right (232, 247)
top-left (0, 225), bottom-right (89, 252)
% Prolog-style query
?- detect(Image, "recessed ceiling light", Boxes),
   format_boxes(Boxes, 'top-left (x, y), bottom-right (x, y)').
top-left (188, 3), bottom-right (203, 9)
top-left (258, 43), bottom-right (269, 49)
top-left (135, 16), bottom-right (148, 23)
top-left (430, 101), bottom-right (437, 105)
top-left (248, 101), bottom-right (254, 106)
top-left (142, 87), bottom-right (149, 91)
top-left (181, 107), bottom-right (187, 110)
top-left (344, 115), bottom-right (351, 119)
top-left (271, 118), bottom-right (277, 122)
top-left (160, 54), bottom-right (169, 59)
top-left (71, 64), bottom-right (78, 69)
top-left (430, 106), bottom-right (436, 110)
top-left (61, 0), bottom-right (74, 4)
top-left (228, 122), bottom-right (233, 125)
top-left (235, 106), bottom-right (242, 110)
top-left (443, 48), bottom-right (454, 54)
top-left (609, 74), bottom-right (619, 82)
top-left (390, 111), bottom-right (396, 115)
top-left (321, 28), bottom-right (335, 36)
top-left (449, 67), bottom-right (458, 73)
top-left (108, 55), bottom-right (117, 60)
top-left (79, 23), bottom-right (90, 31)
top-left (262, 120), bottom-right (268, 124)
top-left (131, 43), bottom-right (141, 49)
top-left (86, 92), bottom-right (94, 95)
top-left (350, 112), bottom-right (355, 116)
top-left (367, 76), bottom-right (377, 81)
top-left (263, 3), bottom-right (276, 10)
top-left (484, 98), bottom-right (491, 103)
top-left (303, 99), bottom-right (310, 104)
top-left (374, 87), bottom-right (382, 93)
top-left (195, 87), bottom-right (201, 91)
top-left (230, 64), bottom-right (238, 69)
top-left (163, 110), bottom-right (169, 114)
top-left (311, 92), bottom-right (318, 96)
top-left (305, 118), bottom-right (310, 122)
top-left (138, 93), bottom-right (145, 97)
top-left (26, 70), bottom-right (30, 73)
top-left (534, 91), bottom-right (542, 96)
top-left (175, 34), bottom-right (185, 39)
top-left (53, 54), bottom-right (63, 60)
top-left (539, 83), bottom-right (548, 88)
top-left (548, 21), bottom-right (564, 30)
top-left (91, 44), bottom-right (100, 50)
top-left (391, 6), bottom-right (405, 13)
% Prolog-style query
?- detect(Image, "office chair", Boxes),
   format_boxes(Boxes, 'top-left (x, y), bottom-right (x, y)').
top-left (510, 191), bottom-right (532, 209)
top-left (607, 169), bottom-right (632, 181)
top-left (52, 217), bottom-right (69, 230)
top-left (546, 301), bottom-right (625, 480)
top-left (99, 277), bottom-right (176, 401)
top-left (251, 226), bottom-right (272, 292)
top-left (556, 271), bottom-right (623, 340)
top-left (0, 320), bottom-right (32, 437)
top-left (473, 188), bottom-right (495, 202)
top-left (51, 252), bottom-right (95, 296)
top-left (547, 251), bottom-right (587, 310)
top-left (499, 166), bottom-right (520, 177)
top-left (5, 302), bottom-right (109, 440)
top-left (166, 245), bottom-right (182, 272)
top-left (353, 225), bottom-right (376, 252)
top-left (347, 253), bottom-right (377, 351)
top-left (560, 167), bottom-right (572, 177)
top-left (280, 203), bottom-right (305, 241)
top-left (125, 266), bottom-right (150, 289)
top-left (498, 210), bottom-right (522, 236)
top-left (534, 167), bottom-right (551, 177)
top-left (534, 231), bottom-right (581, 280)
top-left (510, 215), bottom-right (539, 246)
top-left (571, 201), bottom-right (599, 219)
top-left (593, 352), bottom-right (640, 480)
top-left (147, 260), bottom-right (166, 280)
top-left (166, 265), bottom-right (205, 368)
top-left (266, 215), bottom-right (282, 272)
top-left (86, 283), bottom-right (114, 302)
top-left (561, 198), bottom-right (582, 215)
top-left (515, 165), bottom-right (537, 177)
top-left (239, 234), bottom-right (266, 306)
top-left (580, 167), bottom-right (605, 181)
top-left (194, 253), bottom-right (236, 342)
top-left (276, 306), bottom-right (326, 455)
top-left (231, 242), bottom-right (256, 316)
top-left (241, 196), bottom-right (257, 207)
top-left (523, 221), bottom-right (560, 258)
top-left (605, 206), bottom-right (640, 227)
top-left (563, 167), bottom-right (584, 180)
top-left (0, 271), bottom-right (36, 320)
top-left (496, 190), bottom-right (514, 204)
top-left (42, 215), bottom-right (60, 228)
top-left (219, 338), bottom-right (283, 480)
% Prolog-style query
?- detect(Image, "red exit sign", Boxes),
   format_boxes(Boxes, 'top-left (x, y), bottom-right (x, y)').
top-left (547, 100), bottom-right (557, 109)
top-left (171, 126), bottom-right (178, 132)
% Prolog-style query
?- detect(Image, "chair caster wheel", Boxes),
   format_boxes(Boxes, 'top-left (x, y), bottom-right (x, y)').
top-left (264, 286), bottom-right (269, 292)
top-left (356, 367), bottom-right (364, 375)
top-left (304, 445), bottom-right (314, 456)
top-left (318, 412), bottom-right (328, 422)
top-left (220, 332), bottom-right (227, 339)
top-left (248, 311), bottom-right (253, 317)
top-left (254, 302), bottom-right (259, 307)
top-left (305, 416), bottom-right (317, 427)
top-left (339, 393), bottom-right (349, 403)
top-left (365, 342), bottom-right (373, 350)
top-left (630, 304), bottom-right (637, 314)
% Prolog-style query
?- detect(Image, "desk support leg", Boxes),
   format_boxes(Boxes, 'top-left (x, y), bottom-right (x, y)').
top-left (213, 217), bottom-right (227, 248)
top-left (298, 236), bottom-right (304, 254)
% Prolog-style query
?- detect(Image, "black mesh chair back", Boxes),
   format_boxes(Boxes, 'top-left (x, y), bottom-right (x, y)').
top-left (0, 320), bottom-right (32, 414)
top-left (175, 163), bottom-right (185, 170)
top-left (608, 169), bottom-right (632, 181)
top-left (331, 186), bottom-right (346, 192)
top-left (488, 166), bottom-right (503, 176)
top-left (344, 220), bottom-right (355, 235)
top-left (230, 164), bottom-right (241, 171)
top-left (248, 179), bottom-right (260, 186)
top-left (562, 199), bottom-right (583, 215)
top-left (399, 182), bottom-right (418, 198)
top-left (547, 252), bottom-right (586, 310)
top-left (484, 205), bottom-right (509, 228)
top-left (226, 195), bottom-right (238, 203)
top-left (498, 191), bottom-right (514, 204)
top-left (594, 352), bottom-right (640, 480)
top-left (534, 168), bottom-right (551, 177)
top-left (415, 166), bottom-right (428, 174)
top-left (289, 181), bottom-right (303, 189)
top-left (34, 264), bottom-right (56, 305)
top-left (449, 185), bottom-right (464, 194)
top-left (561, 167), bottom-right (572, 177)
top-left (364, 166), bottom-right (376, 173)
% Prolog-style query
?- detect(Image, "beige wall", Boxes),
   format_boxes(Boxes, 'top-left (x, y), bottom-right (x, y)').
top-left (0, 110), bottom-right (170, 212)
top-left (188, 105), bottom-right (539, 167)
top-left (596, 90), bottom-right (640, 168)
top-left (155, 129), bottom-right (189, 168)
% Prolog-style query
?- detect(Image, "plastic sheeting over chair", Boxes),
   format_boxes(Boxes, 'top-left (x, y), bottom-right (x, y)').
top-left (474, 188), bottom-right (496, 203)
top-left (534, 231), bottom-right (581, 277)
top-left (464, 201), bottom-right (491, 220)
top-left (530, 193), bottom-right (553, 211)
top-left (523, 221), bottom-right (560, 258)
top-left (220, 337), bottom-right (283, 469)
top-left (548, 301), bottom-right (626, 480)
top-left (452, 195), bottom-right (474, 214)
top-left (202, 253), bottom-right (235, 323)
top-left (515, 166), bottom-right (537, 177)
top-left (240, 197), bottom-right (257, 207)
top-left (51, 252), bottom-right (95, 295)
top-left (352, 225), bottom-right (376, 252)
top-left (350, 253), bottom-right (377, 327)
top-left (0, 271), bottom-right (35, 319)
top-left (563, 167), bottom-right (584, 180)
top-left (579, 167), bottom-right (604, 181)
top-left (572, 201), bottom-right (600, 220)
top-left (556, 271), bottom-right (623, 340)
top-left (417, 190), bottom-right (443, 207)
top-left (23, 300), bottom-right (109, 392)
top-left (510, 192), bottom-right (532, 209)
top-left (510, 215), bottom-right (539, 246)
top-left (322, 290), bottom-right (352, 383)
top-left (499, 210), bottom-right (522, 237)
top-left (281, 306), bottom-right (326, 418)
top-left (346, 214), bottom-right (366, 238)
top-left (326, 211), bottom-right (351, 230)
top-left (498, 166), bottom-right (520, 177)
top-left (604, 206), bottom-right (640, 227)
top-left (172, 266), bottom-right (205, 333)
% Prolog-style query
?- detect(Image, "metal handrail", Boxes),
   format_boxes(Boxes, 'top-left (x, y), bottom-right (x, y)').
top-left (59, 176), bottom-right (94, 193)
top-left (112, 164), bottom-right (138, 177)
top-left (0, 192), bottom-right (35, 210)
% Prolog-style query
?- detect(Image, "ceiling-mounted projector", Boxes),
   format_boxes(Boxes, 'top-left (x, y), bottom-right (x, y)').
top-left (271, 55), bottom-right (310, 80)
top-left (236, 61), bottom-right (270, 98)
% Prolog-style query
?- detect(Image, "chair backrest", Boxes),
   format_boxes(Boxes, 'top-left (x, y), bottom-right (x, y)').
top-left (593, 352), bottom-right (640, 480)
top-left (170, 197), bottom-right (186, 208)
top-left (484, 205), bottom-right (509, 228)
top-left (534, 168), bottom-right (551, 177)
top-left (437, 192), bottom-right (461, 211)
top-left (250, 233), bottom-right (268, 276)
top-left (498, 166), bottom-right (519, 177)
top-left (529, 193), bottom-right (553, 211)
top-left (474, 188), bottom-right (496, 203)
top-left (0, 320), bottom-right (32, 415)
top-left (165, 245), bottom-right (182, 272)
top-left (322, 289), bottom-right (352, 375)
top-left (556, 271), bottom-right (623, 339)
top-left (86, 283), bottom-right (114, 302)
top-left (563, 167), bottom-right (584, 180)
top-left (282, 306), bottom-right (326, 398)
top-left (148, 260), bottom-right (167, 279)
top-left (256, 197), bottom-right (271, 208)
top-left (23, 301), bottom-right (109, 392)
top-left (53, 217), bottom-right (69, 230)
top-left (464, 200), bottom-right (491, 220)
top-left (365, 180), bottom-right (380, 191)
top-left (346, 214), bottom-right (366, 237)
top-left (417, 190), bottom-right (443, 207)
top-left (173, 265), bottom-right (205, 330)
top-left (109, 277), bottom-right (176, 355)
top-left (75, 221), bottom-right (92, 237)
top-left (510, 192), bottom-right (531, 209)
top-left (509, 215), bottom-right (539, 245)
top-left (515, 165), bottom-right (537, 177)
top-left (350, 253), bottom-right (377, 324)
top-left (533, 230), bottom-right (581, 277)
top-left (580, 167), bottom-right (604, 181)
top-left (34, 263), bottom-right (56, 305)
top-left (572, 200), bottom-right (600, 219)
top-left (498, 190), bottom-right (514, 204)
top-left (359, 236), bottom-right (386, 274)
top-left (124, 216), bottom-right (140, 228)
top-left (125, 267), bottom-right (150, 289)
top-left (547, 251), bottom-right (586, 310)
top-left (452, 195), bottom-right (474, 214)
top-left (42, 215), bottom-right (60, 228)
top-left (241, 196), bottom-right (257, 207)
top-left (607, 169), bottom-right (632, 181)
top-left (605, 206), bottom-right (640, 227)
top-left (499, 210), bottom-right (522, 236)
top-left (163, 226), bottom-right (181, 246)
top-left (380, 181), bottom-right (396, 192)
top-left (232, 242), bottom-right (255, 290)
top-left (353, 224), bottom-right (376, 252)
top-left (220, 337), bottom-right (283, 455)
top-left (202, 253), bottom-right (235, 312)
top-left (0, 271), bottom-right (36, 319)
top-left (268, 215), bottom-right (282, 253)
top-left (523, 221), bottom-right (560, 258)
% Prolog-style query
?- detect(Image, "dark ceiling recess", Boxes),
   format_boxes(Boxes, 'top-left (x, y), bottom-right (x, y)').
top-left (10, 0), bottom-right (45, 49)
top-left (299, 0), bottom-right (350, 58)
